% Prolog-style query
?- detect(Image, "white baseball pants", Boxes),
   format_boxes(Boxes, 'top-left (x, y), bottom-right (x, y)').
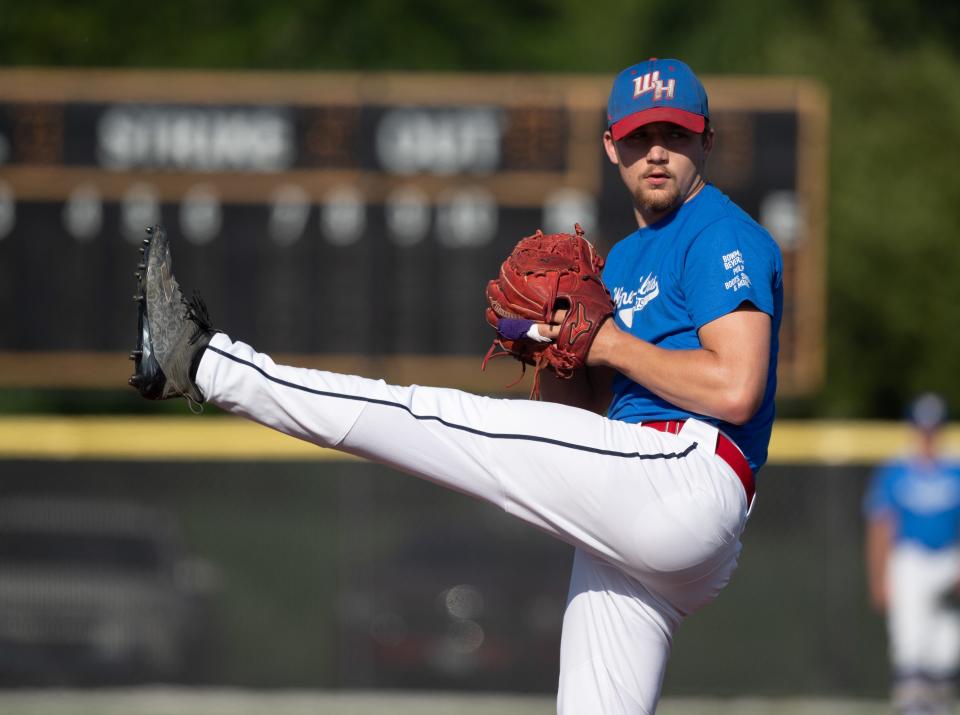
top-left (196, 333), bottom-right (750, 715)
top-left (888, 544), bottom-right (960, 677)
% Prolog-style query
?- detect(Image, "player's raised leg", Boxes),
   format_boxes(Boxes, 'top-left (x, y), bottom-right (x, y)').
top-left (199, 330), bottom-right (746, 596)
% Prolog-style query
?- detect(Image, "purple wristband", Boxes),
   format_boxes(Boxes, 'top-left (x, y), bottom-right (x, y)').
top-left (497, 317), bottom-right (536, 341)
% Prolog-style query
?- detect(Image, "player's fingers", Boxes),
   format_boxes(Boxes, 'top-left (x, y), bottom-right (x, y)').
top-left (534, 322), bottom-right (560, 341)
top-left (535, 306), bottom-right (569, 340)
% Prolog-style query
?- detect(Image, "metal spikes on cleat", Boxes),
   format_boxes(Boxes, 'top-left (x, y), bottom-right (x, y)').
top-left (128, 224), bottom-right (217, 403)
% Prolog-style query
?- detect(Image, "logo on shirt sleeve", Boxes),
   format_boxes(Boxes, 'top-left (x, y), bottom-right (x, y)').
top-left (722, 249), bottom-right (751, 292)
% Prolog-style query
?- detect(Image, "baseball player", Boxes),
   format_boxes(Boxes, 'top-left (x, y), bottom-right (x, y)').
top-left (865, 393), bottom-right (960, 715)
top-left (129, 58), bottom-right (782, 714)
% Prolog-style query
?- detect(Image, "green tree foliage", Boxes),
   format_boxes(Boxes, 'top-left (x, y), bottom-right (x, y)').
top-left (2, 0), bottom-right (959, 418)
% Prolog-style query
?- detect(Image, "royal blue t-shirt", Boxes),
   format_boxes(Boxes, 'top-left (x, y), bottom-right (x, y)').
top-left (864, 458), bottom-right (960, 550)
top-left (602, 184), bottom-right (783, 473)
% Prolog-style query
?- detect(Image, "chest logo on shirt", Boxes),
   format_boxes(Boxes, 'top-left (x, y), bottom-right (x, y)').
top-left (611, 273), bottom-right (660, 329)
top-left (893, 476), bottom-right (960, 515)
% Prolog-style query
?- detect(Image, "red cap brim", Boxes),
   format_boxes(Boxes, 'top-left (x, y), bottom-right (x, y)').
top-left (610, 107), bottom-right (706, 140)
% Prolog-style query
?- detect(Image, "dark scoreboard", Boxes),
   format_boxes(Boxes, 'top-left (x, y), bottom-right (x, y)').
top-left (0, 70), bottom-right (827, 395)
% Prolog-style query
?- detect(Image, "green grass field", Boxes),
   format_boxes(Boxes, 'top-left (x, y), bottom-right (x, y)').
top-left (0, 690), bottom-right (892, 715)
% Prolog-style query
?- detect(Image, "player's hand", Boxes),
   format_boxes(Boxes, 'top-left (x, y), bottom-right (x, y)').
top-left (536, 309), bottom-right (618, 366)
top-left (534, 307), bottom-right (567, 341)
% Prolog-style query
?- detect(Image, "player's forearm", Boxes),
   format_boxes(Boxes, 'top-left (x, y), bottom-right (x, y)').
top-left (865, 519), bottom-right (891, 611)
top-left (588, 322), bottom-right (765, 425)
top-left (867, 569), bottom-right (888, 612)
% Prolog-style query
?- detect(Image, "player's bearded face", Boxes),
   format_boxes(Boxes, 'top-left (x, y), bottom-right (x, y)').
top-left (606, 122), bottom-right (711, 222)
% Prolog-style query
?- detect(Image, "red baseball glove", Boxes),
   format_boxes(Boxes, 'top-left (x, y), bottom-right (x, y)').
top-left (482, 224), bottom-right (614, 398)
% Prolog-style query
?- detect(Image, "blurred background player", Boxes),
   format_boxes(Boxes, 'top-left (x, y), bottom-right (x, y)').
top-left (865, 393), bottom-right (960, 715)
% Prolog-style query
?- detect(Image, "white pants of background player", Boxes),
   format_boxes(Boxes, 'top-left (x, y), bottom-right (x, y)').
top-left (198, 334), bottom-right (750, 715)
top-left (888, 544), bottom-right (960, 713)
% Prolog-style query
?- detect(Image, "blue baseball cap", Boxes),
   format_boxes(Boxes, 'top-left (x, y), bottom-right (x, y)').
top-left (909, 392), bottom-right (948, 431)
top-left (607, 58), bottom-right (709, 140)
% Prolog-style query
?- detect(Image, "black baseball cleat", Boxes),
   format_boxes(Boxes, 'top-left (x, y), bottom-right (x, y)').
top-left (128, 225), bottom-right (216, 404)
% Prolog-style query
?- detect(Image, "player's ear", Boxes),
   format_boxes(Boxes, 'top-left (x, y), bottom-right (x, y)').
top-left (701, 127), bottom-right (715, 157)
top-left (603, 130), bottom-right (620, 165)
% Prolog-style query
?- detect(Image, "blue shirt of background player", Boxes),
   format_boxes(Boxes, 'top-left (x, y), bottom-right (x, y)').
top-left (864, 458), bottom-right (960, 550)
top-left (601, 183), bottom-right (783, 474)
